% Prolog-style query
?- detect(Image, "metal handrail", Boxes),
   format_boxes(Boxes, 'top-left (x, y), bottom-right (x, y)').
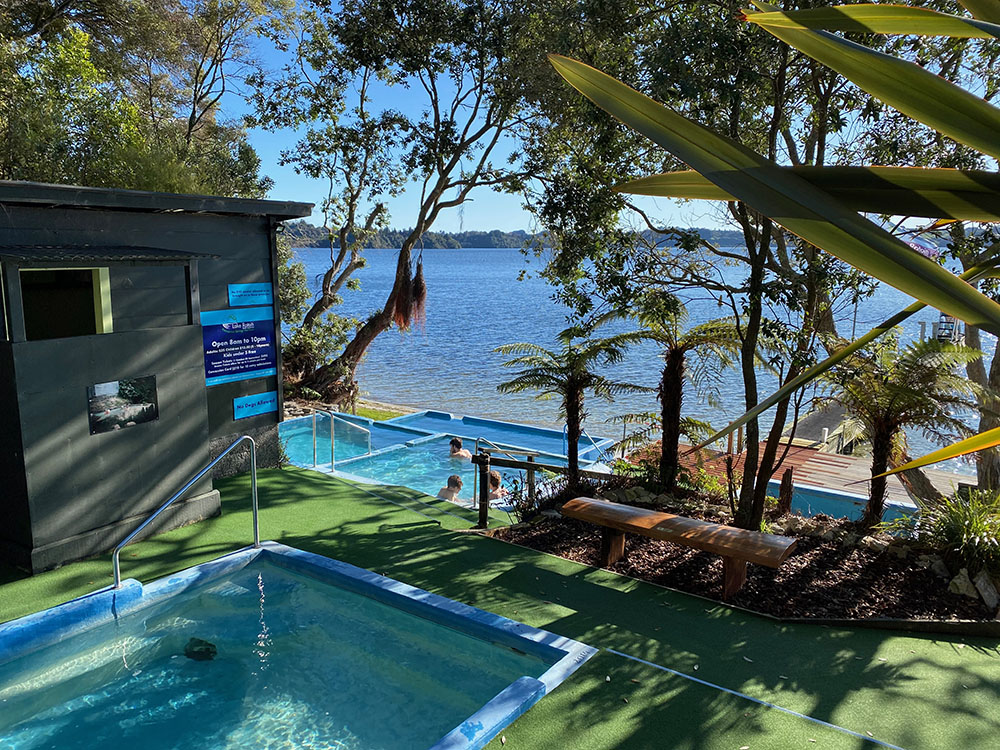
top-left (582, 427), bottom-right (615, 463)
top-left (330, 413), bottom-right (372, 466)
top-left (112, 435), bottom-right (259, 589)
top-left (562, 424), bottom-right (614, 464)
top-left (312, 410), bottom-right (336, 467)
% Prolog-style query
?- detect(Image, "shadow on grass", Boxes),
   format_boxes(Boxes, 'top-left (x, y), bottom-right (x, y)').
top-left (2, 467), bottom-right (997, 750)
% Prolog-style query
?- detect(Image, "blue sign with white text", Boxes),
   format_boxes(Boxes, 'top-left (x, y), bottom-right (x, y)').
top-left (228, 283), bottom-right (273, 307)
top-left (201, 307), bottom-right (277, 386)
top-left (234, 391), bottom-right (278, 420)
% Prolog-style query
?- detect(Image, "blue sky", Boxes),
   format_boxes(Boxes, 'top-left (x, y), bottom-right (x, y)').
top-left (248, 123), bottom-right (728, 232)
top-left (238, 29), bottom-right (727, 233)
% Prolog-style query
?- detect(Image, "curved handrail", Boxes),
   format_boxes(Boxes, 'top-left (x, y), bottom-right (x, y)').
top-left (112, 435), bottom-right (259, 589)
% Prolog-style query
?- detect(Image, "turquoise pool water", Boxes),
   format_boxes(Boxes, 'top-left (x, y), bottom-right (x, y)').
top-left (0, 559), bottom-right (552, 749)
top-left (335, 436), bottom-right (569, 504)
top-left (388, 411), bottom-right (613, 463)
top-left (280, 413), bottom-right (428, 465)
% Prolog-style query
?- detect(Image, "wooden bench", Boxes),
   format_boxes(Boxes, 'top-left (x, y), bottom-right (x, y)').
top-left (561, 497), bottom-right (798, 599)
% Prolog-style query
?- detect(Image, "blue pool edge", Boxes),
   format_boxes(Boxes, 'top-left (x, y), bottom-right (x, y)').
top-left (0, 541), bottom-right (597, 750)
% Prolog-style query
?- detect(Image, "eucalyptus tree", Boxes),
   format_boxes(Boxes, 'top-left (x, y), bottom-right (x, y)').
top-left (496, 323), bottom-right (648, 486)
top-left (1, 0), bottom-right (277, 197)
top-left (823, 335), bottom-right (983, 527)
top-left (253, 0), bottom-right (562, 404)
top-left (528, 0), bottom-right (870, 530)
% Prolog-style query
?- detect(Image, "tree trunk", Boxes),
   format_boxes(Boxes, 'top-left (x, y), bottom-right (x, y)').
top-left (658, 348), bottom-right (685, 495)
top-left (300, 242), bottom-right (414, 404)
top-left (893, 457), bottom-right (944, 506)
top-left (734, 216), bottom-right (766, 529)
top-left (863, 428), bottom-right (893, 528)
top-left (565, 385), bottom-right (583, 488)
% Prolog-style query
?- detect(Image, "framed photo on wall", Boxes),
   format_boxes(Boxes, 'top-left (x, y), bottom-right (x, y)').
top-left (88, 376), bottom-right (159, 435)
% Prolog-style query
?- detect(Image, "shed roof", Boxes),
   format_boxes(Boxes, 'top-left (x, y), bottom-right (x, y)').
top-left (0, 245), bottom-right (219, 264)
top-left (0, 181), bottom-right (312, 220)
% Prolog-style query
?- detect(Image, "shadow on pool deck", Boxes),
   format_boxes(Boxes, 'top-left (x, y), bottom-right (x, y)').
top-left (1, 467), bottom-right (998, 749)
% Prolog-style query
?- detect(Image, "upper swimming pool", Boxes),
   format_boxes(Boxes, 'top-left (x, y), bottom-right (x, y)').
top-left (0, 543), bottom-right (595, 750)
top-left (279, 410), bottom-right (613, 488)
top-left (281, 412), bottom-right (430, 465)
top-left (387, 411), bottom-right (613, 463)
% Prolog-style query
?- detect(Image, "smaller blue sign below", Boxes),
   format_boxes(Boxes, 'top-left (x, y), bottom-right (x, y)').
top-left (234, 391), bottom-right (278, 420)
top-left (228, 283), bottom-right (274, 307)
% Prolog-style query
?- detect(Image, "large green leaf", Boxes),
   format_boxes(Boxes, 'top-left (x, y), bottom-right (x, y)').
top-left (689, 263), bottom-right (1000, 453)
top-left (548, 54), bottom-right (1000, 334)
top-left (744, 12), bottom-right (1000, 160)
top-left (958, 0), bottom-right (1000, 24)
top-left (874, 425), bottom-right (1000, 478)
top-left (743, 5), bottom-right (1000, 38)
top-left (618, 167), bottom-right (1000, 222)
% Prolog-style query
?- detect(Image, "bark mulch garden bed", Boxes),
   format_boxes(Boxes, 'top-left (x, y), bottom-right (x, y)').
top-left (492, 511), bottom-right (994, 622)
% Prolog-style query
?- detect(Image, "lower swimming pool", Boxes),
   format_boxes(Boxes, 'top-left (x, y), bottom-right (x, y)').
top-left (765, 480), bottom-right (915, 523)
top-left (0, 543), bottom-right (595, 750)
top-left (335, 436), bottom-right (569, 506)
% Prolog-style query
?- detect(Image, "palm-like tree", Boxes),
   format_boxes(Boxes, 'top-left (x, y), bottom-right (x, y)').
top-left (626, 292), bottom-right (740, 494)
top-left (496, 322), bottom-right (647, 486)
top-left (824, 334), bottom-right (983, 528)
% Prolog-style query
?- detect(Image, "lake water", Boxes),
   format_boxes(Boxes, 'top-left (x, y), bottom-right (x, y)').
top-left (294, 246), bottom-right (984, 476)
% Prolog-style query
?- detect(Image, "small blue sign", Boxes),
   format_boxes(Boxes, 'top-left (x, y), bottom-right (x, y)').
top-left (234, 391), bottom-right (278, 420)
top-left (228, 283), bottom-right (273, 307)
top-left (201, 307), bottom-right (277, 387)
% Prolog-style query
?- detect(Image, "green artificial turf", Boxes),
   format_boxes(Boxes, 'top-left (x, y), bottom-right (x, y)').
top-left (2, 466), bottom-right (998, 749)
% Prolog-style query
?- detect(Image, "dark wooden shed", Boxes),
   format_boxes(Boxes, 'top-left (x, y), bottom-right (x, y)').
top-left (0, 181), bottom-right (311, 572)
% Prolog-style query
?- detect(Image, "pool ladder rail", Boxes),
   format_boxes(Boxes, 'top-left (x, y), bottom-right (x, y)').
top-left (112, 435), bottom-right (260, 589)
top-left (311, 410), bottom-right (372, 468)
top-left (562, 424), bottom-right (615, 464)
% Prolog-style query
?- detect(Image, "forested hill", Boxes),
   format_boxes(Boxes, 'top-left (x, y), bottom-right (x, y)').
top-left (282, 220), bottom-right (745, 249)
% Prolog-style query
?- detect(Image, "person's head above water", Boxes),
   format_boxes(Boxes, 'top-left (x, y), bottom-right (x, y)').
top-left (449, 437), bottom-right (464, 453)
top-left (489, 470), bottom-right (501, 490)
top-left (447, 474), bottom-right (463, 490)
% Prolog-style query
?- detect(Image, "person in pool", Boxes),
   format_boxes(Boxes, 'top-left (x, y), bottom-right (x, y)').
top-left (487, 470), bottom-right (507, 501)
top-left (436, 474), bottom-right (464, 503)
top-left (449, 437), bottom-right (472, 459)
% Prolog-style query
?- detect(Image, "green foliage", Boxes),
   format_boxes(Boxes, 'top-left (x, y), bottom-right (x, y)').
top-left (277, 236), bottom-right (310, 326)
top-left (496, 319), bottom-right (649, 482)
top-left (1, 28), bottom-right (149, 186)
top-left (282, 313), bottom-right (357, 384)
top-left (887, 490), bottom-right (1000, 575)
top-left (824, 333), bottom-right (983, 525)
top-left (0, 3), bottom-right (274, 196)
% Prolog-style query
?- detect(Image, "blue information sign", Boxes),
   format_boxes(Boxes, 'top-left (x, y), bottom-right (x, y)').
top-left (228, 283), bottom-right (273, 307)
top-left (234, 391), bottom-right (278, 420)
top-left (201, 307), bottom-right (277, 386)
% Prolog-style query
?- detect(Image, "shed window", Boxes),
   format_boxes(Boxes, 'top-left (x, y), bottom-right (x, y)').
top-left (20, 269), bottom-right (112, 341)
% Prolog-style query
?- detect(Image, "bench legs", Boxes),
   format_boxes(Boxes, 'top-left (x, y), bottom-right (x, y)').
top-left (600, 527), bottom-right (625, 566)
top-left (722, 557), bottom-right (748, 600)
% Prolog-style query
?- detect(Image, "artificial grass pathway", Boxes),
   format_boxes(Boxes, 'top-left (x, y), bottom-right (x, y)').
top-left (1, 466), bottom-right (998, 749)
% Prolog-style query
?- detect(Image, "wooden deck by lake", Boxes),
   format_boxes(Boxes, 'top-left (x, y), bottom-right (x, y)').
top-left (679, 441), bottom-right (971, 506)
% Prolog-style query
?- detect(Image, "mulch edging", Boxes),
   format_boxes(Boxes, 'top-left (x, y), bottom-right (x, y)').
top-left (482, 515), bottom-right (999, 638)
